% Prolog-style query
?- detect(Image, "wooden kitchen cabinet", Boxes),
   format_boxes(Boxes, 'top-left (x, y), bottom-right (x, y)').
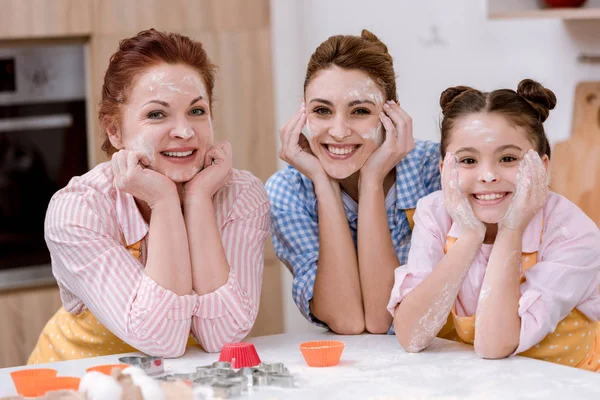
top-left (0, 285), bottom-right (62, 368)
top-left (0, 0), bottom-right (92, 40)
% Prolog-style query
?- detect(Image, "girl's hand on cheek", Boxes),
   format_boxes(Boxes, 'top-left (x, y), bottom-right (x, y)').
top-left (442, 153), bottom-right (486, 241)
top-left (361, 101), bottom-right (415, 184)
top-left (500, 150), bottom-right (548, 232)
top-left (183, 142), bottom-right (233, 203)
top-left (111, 149), bottom-right (178, 208)
top-left (279, 104), bottom-right (326, 181)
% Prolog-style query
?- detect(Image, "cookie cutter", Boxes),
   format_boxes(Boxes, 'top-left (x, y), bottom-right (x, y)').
top-left (252, 370), bottom-right (270, 387)
top-left (259, 362), bottom-right (288, 374)
top-left (117, 356), bottom-right (164, 376)
top-left (187, 360), bottom-right (295, 397)
top-left (212, 381), bottom-right (242, 398)
top-left (268, 372), bottom-right (294, 388)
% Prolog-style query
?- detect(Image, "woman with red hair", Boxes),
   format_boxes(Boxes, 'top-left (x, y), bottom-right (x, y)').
top-left (28, 29), bottom-right (269, 362)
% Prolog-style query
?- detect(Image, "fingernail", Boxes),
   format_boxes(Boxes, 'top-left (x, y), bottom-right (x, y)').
top-left (383, 103), bottom-right (390, 109)
top-left (389, 100), bottom-right (396, 104)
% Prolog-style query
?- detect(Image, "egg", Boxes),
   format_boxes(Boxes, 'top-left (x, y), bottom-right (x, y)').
top-left (128, 375), bottom-right (166, 400)
top-left (79, 371), bottom-right (122, 400)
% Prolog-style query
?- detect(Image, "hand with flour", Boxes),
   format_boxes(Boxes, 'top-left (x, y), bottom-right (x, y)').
top-left (111, 149), bottom-right (178, 208)
top-left (442, 153), bottom-right (486, 241)
top-left (183, 141), bottom-right (233, 202)
top-left (360, 101), bottom-right (415, 184)
top-left (279, 103), bottom-right (327, 182)
top-left (499, 149), bottom-right (548, 232)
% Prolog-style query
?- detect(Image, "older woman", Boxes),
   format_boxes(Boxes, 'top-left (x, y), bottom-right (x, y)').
top-left (266, 30), bottom-right (441, 335)
top-left (28, 29), bottom-right (269, 363)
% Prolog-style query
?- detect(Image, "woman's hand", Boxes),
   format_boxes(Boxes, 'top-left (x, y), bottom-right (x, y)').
top-left (111, 149), bottom-right (178, 208)
top-left (184, 142), bottom-right (233, 203)
top-left (499, 150), bottom-right (548, 232)
top-left (442, 153), bottom-right (486, 241)
top-left (279, 104), bottom-right (326, 181)
top-left (360, 101), bottom-right (415, 184)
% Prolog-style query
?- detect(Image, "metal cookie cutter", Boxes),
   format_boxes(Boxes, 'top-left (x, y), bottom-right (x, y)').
top-left (212, 381), bottom-right (242, 398)
top-left (258, 362), bottom-right (288, 374)
top-left (118, 356), bottom-right (164, 376)
top-left (268, 372), bottom-right (294, 388)
top-left (252, 370), bottom-right (270, 387)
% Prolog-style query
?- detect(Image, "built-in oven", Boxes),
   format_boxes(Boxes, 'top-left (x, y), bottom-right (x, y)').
top-left (0, 43), bottom-right (88, 289)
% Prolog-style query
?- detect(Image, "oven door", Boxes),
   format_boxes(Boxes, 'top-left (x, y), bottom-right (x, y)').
top-left (0, 101), bottom-right (88, 289)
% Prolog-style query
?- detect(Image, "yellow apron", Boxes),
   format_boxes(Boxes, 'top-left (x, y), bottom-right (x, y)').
top-left (28, 240), bottom-right (197, 364)
top-left (440, 235), bottom-right (600, 371)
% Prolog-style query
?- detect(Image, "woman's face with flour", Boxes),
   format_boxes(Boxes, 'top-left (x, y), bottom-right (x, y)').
top-left (444, 112), bottom-right (549, 224)
top-left (109, 63), bottom-right (213, 182)
top-left (303, 66), bottom-right (386, 180)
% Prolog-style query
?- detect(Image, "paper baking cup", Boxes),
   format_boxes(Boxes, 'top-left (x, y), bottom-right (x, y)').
top-left (35, 377), bottom-right (81, 394)
top-left (299, 340), bottom-right (345, 367)
top-left (218, 342), bottom-right (261, 368)
top-left (86, 364), bottom-right (129, 375)
top-left (10, 368), bottom-right (58, 397)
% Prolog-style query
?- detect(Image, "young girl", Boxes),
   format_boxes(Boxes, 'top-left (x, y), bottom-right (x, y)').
top-left (388, 79), bottom-right (600, 371)
top-left (267, 30), bottom-right (440, 335)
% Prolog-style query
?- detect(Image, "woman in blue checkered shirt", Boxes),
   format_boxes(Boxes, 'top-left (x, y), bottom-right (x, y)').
top-left (266, 30), bottom-right (441, 334)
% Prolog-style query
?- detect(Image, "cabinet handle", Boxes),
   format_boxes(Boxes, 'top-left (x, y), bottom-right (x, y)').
top-left (0, 114), bottom-right (73, 133)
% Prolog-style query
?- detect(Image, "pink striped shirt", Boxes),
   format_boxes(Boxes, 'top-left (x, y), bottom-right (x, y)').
top-left (45, 162), bottom-right (270, 356)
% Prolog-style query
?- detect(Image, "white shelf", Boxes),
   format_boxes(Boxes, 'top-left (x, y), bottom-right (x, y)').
top-left (488, 0), bottom-right (600, 20)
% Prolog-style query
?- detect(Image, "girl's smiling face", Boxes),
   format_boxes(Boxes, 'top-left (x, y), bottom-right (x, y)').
top-left (443, 112), bottom-right (549, 224)
top-left (108, 63), bottom-right (213, 182)
top-left (303, 66), bottom-right (386, 180)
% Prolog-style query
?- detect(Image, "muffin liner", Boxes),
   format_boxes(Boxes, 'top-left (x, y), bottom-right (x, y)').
top-left (299, 340), bottom-right (345, 367)
top-left (218, 342), bottom-right (261, 368)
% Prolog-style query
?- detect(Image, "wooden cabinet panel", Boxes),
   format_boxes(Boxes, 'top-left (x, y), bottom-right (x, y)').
top-left (248, 259), bottom-right (284, 337)
top-left (550, 82), bottom-right (600, 226)
top-left (0, 286), bottom-right (62, 368)
top-left (91, 0), bottom-right (269, 36)
top-left (0, 0), bottom-right (92, 39)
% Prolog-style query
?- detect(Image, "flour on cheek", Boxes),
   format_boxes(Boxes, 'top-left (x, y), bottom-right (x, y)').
top-left (129, 133), bottom-right (156, 166)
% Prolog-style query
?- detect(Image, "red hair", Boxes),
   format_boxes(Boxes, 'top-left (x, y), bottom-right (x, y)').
top-left (99, 29), bottom-right (217, 155)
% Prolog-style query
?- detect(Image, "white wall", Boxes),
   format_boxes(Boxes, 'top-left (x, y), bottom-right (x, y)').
top-left (270, 0), bottom-right (600, 333)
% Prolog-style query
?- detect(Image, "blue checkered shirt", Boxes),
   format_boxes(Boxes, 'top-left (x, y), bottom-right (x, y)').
top-left (265, 140), bottom-right (441, 331)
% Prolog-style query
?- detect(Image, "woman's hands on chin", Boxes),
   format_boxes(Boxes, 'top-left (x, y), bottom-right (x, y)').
top-left (111, 149), bottom-right (178, 208)
top-left (183, 142), bottom-right (233, 205)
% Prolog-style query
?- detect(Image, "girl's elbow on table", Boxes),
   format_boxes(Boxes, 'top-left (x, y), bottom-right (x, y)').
top-left (474, 340), bottom-right (517, 360)
top-left (325, 315), bottom-right (365, 336)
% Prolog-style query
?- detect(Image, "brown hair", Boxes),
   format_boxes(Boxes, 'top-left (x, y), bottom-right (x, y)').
top-left (439, 79), bottom-right (556, 158)
top-left (303, 29), bottom-right (397, 102)
top-left (99, 29), bottom-right (217, 155)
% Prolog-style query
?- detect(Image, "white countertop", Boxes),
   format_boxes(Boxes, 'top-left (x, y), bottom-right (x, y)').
top-left (2, 331), bottom-right (600, 399)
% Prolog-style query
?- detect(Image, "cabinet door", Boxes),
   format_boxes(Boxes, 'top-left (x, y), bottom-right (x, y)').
top-left (0, 286), bottom-right (62, 368)
top-left (0, 0), bottom-right (92, 40)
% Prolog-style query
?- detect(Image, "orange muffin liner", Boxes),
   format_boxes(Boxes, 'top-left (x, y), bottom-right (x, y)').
top-left (10, 368), bottom-right (58, 397)
top-left (299, 340), bottom-right (345, 367)
top-left (36, 377), bottom-right (81, 395)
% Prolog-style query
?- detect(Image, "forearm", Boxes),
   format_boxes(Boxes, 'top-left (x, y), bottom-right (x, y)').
top-left (474, 228), bottom-right (522, 359)
top-left (357, 180), bottom-right (398, 333)
top-left (394, 235), bottom-right (480, 352)
top-left (145, 197), bottom-right (193, 296)
top-left (185, 196), bottom-right (230, 295)
top-left (312, 177), bottom-right (364, 334)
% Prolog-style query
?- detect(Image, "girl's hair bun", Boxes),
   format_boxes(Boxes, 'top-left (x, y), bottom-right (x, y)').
top-left (440, 86), bottom-right (475, 115)
top-left (517, 79), bottom-right (557, 122)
